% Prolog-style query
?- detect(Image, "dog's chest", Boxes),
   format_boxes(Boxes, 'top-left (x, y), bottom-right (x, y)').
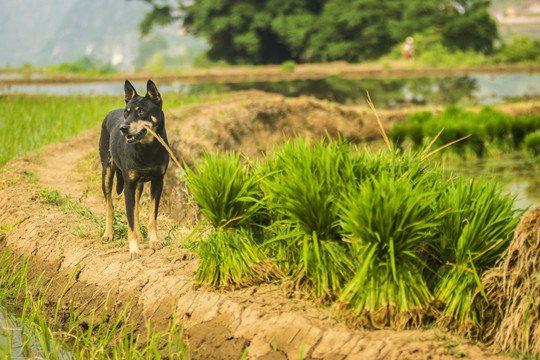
top-left (127, 163), bottom-right (167, 183)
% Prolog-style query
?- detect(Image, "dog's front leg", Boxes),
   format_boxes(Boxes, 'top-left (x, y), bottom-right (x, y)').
top-left (148, 177), bottom-right (164, 251)
top-left (133, 182), bottom-right (144, 243)
top-left (124, 180), bottom-right (142, 260)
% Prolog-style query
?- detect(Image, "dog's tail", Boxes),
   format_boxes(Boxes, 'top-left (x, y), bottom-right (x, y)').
top-left (116, 169), bottom-right (124, 195)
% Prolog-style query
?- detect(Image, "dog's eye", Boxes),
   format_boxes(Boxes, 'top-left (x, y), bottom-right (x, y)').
top-left (137, 109), bottom-right (145, 116)
top-left (124, 110), bottom-right (129, 118)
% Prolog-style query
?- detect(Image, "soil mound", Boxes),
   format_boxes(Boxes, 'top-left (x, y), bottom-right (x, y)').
top-left (166, 91), bottom-right (383, 162)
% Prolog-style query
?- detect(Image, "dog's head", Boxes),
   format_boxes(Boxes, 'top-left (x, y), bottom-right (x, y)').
top-left (120, 80), bottom-right (164, 145)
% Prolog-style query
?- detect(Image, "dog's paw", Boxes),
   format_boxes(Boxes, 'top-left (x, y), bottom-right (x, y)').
top-left (129, 249), bottom-right (142, 260)
top-left (129, 241), bottom-right (141, 260)
top-left (149, 240), bottom-right (163, 251)
top-left (101, 234), bottom-right (112, 242)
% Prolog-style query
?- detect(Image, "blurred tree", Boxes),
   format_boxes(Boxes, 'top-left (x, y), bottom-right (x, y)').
top-left (137, 0), bottom-right (498, 64)
top-left (440, 0), bottom-right (498, 53)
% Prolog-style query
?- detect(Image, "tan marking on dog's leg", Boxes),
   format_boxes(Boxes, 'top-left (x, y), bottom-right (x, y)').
top-left (148, 196), bottom-right (162, 251)
top-left (128, 227), bottom-right (141, 260)
top-left (101, 166), bottom-right (114, 242)
top-left (103, 195), bottom-right (114, 241)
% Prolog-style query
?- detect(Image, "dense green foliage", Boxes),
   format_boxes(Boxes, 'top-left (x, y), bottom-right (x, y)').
top-left (493, 33), bottom-right (540, 64)
top-left (139, 0), bottom-right (497, 65)
top-left (187, 137), bottom-right (522, 329)
top-left (389, 106), bottom-right (540, 157)
top-left (524, 130), bottom-right (540, 156)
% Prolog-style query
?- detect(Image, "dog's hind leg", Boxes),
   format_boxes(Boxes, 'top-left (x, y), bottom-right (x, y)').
top-left (148, 177), bottom-right (164, 251)
top-left (124, 179), bottom-right (142, 260)
top-left (101, 160), bottom-right (116, 242)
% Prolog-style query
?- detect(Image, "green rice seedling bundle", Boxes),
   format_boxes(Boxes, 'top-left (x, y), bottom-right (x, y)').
top-left (261, 137), bottom-right (367, 297)
top-left (389, 122), bottom-right (409, 149)
top-left (422, 106), bottom-right (486, 156)
top-left (405, 111), bottom-right (433, 148)
top-left (263, 137), bottom-right (348, 240)
top-left (481, 107), bottom-right (512, 148)
top-left (339, 171), bottom-right (440, 328)
top-left (433, 178), bottom-right (521, 332)
top-left (185, 151), bottom-right (267, 230)
top-left (186, 135), bottom-right (522, 330)
top-left (196, 229), bottom-right (281, 288)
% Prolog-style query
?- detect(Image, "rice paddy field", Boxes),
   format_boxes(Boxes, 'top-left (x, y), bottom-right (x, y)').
top-left (1, 86), bottom-right (540, 359)
top-left (0, 93), bottom-right (221, 168)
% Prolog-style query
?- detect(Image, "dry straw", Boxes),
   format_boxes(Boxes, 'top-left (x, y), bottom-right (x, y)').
top-left (366, 90), bottom-right (392, 152)
top-left (143, 124), bottom-right (184, 173)
top-left (478, 206), bottom-right (540, 353)
top-left (365, 90), bottom-right (470, 159)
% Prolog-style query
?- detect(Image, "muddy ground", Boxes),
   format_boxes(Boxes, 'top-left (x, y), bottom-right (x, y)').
top-left (1, 91), bottom-right (539, 359)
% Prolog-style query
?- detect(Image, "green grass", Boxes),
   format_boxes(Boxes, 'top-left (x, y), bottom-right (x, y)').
top-left (524, 130), bottom-right (540, 157)
top-left (0, 93), bottom-right (222, 169)
top-left (37, 188), bottom-right (100, 222)
top-left (389, 106), bottom-right (540, 157)
top-left (186, 136), bottom-right (523, 330)
top-left (0, 95), bottom-right (118, 168)
top-left (0, 249), bottom-right (190, 359)
top-left (36, 187), bottom-right (150, 243)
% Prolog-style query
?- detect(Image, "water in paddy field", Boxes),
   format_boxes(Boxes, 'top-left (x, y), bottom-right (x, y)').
top-left (2, 72), bottom-right (540, 107)
top-left (444, 155), bottom-right (540, 210)
top-left (0, 305), bottom-right (72, 359)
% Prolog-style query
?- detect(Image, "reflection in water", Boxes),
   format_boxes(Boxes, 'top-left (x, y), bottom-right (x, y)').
top-left (187, 73), bottom-right (540, 107)
top-left (445, 156), bottom-right (540, 209)
top-left (0, 306), bottom-right (72, 359)
top-left (2, 73), bottom-right (540, 108)
top-left (1, 306), bottom-right (31, 359)
top-left (216, 75), bottom-right (479, 107)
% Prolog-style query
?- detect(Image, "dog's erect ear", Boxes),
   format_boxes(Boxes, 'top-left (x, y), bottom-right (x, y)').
top-left (145, 80), bottom-right (162, 108)
top-left (124, 80), bottom-right (138, 103)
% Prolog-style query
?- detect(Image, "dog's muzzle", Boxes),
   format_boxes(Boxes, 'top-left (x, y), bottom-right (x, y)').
top-left (120, 125), bottom-right (147, 144)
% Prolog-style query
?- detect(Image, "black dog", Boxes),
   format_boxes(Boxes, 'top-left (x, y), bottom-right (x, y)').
top-left (99, 80), bottom-right (169, 259)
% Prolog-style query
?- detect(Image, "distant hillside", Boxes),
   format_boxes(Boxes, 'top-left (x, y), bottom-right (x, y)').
top-left (0, 0), bottom-right (205, 69)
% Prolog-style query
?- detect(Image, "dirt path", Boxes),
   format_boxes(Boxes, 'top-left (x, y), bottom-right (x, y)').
top-left (0, 93), bottom-right (526, 359)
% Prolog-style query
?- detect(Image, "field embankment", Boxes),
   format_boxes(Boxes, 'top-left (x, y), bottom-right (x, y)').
top-left (2, 63), bottom-right (540, 86)
top-left (1, 91), bottom-right (538, 359)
